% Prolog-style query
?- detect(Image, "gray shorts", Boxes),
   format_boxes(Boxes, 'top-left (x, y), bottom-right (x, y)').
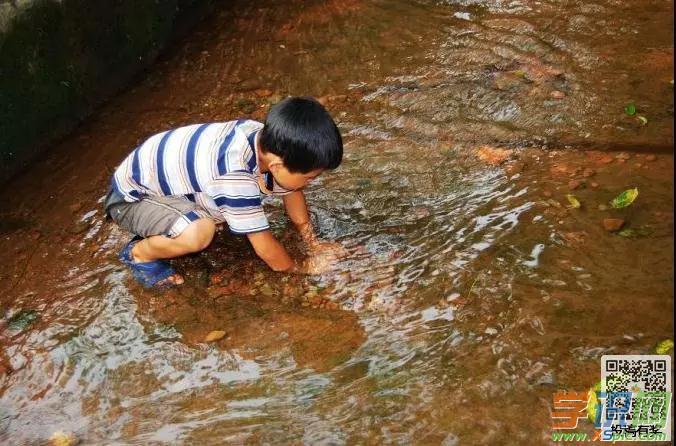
top-left (104, 189), bottom-right (211, 238)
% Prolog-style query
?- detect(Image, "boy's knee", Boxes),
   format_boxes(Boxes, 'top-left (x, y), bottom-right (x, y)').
top-left (178, 218), bottom-right (216, 252)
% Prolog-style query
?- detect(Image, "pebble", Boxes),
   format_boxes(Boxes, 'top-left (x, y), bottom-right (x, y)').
top-left (204, 330), bottom-right (227, 342)
top-left (590, 181), bottom-right (599, 188)
top-left (568, 179), bottom-right (583, 190)
top-left (506, 161), bottom-right (526, 175)
top-left (596, 155), bottom-right (614, 165)
top-left (550, 90), bottom-right (565, 99)
top-left (475, 145), bottom-right (514, 165)
top-left (582, 168), bottom-right (595, 178)
top-left (254, 89), bottom-right (272, 98)
top-left (645, 154), bottom-right (657, 161)
top-left (602, 218), bottom-right (625, 232)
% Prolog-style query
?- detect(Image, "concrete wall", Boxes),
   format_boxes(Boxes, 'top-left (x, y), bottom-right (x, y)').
top-left (0, 0), bottom-right (212, 182)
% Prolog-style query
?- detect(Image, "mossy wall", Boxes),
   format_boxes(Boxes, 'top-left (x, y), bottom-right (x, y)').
top-left (0, 0), bottom-right (212, 182)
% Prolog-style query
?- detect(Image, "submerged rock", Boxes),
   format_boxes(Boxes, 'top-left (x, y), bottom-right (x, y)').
top-left (602, 218), bottom-right (625, 232)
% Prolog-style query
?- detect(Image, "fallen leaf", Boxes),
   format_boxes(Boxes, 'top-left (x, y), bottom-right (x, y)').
top-left (617, 226), bottom-right (653, 238)
top-left (655, 339), bottom-right (674, 355)
top-left (610, 188), bottom-right (639, 208)
top-left (565, 194), bottom-right (581, 208)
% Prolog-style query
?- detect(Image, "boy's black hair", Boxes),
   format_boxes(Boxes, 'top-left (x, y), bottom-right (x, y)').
top-left (260, 96), bottom-right (343, 173)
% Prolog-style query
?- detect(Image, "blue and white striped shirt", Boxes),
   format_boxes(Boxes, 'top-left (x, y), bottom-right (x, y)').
top-left (112, 120), bottom-right (291, 234)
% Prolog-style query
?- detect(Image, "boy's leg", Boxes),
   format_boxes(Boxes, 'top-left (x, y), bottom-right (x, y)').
top-left (107, 195), bottom-right (217, 285)
top-left (131, 218), bottom-right (216, 263)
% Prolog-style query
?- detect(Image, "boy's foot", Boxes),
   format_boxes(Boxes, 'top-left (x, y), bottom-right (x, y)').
top-left (118, 239), bottom-right (183, 288)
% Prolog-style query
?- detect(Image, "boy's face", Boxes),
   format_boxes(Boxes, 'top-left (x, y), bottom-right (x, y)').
top-left (269, 163), bottom-right (324, 191)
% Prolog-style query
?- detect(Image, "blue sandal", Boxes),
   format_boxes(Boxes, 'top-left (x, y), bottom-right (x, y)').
top-left (118, 238), bottom-right (178, 288)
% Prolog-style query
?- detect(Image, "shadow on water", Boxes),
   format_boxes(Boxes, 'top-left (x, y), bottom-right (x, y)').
top-left (0, 0), bottom-right (673, 444)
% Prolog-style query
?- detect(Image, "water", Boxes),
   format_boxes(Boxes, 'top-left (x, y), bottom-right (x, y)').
top-left (0, 0), bottom-right (673, 444)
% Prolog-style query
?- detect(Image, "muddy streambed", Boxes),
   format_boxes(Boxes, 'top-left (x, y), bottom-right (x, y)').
top-left (0, 0), bottom-right (673, 444)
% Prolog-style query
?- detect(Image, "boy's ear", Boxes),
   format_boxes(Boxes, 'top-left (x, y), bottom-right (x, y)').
top-left (268, 160), bottom-right (284, 174)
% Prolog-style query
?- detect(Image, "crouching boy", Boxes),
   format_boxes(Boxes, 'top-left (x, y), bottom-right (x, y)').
top-left (104, 96), bottom-right (344, 287)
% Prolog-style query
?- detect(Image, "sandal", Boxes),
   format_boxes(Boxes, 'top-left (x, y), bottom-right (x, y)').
top-left (118, 238), bottom-right (179, 288)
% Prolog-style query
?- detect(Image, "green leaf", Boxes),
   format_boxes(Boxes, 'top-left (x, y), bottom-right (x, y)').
top-left (655, 339), bottom-right (674, 355)
top-left (617, 226), bottom-right (653, 238)
top-left (637, 115), bottom-right (648, 125)
top-left (610, 187), bottom-right (639, 208)
top-left (624, 103), bottom-right (636, 116)
top-left (565, 194), bottom-right (581, 208)
top-left (586, 381), bottom-right (602, 423)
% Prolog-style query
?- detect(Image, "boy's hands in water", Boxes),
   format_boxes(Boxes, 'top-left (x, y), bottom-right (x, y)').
top-left (293, 241), bottom-right (348, 275)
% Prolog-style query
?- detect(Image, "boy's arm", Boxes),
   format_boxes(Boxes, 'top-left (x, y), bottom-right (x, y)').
top-left (282, 190), bottom-right (347, 258)
top-left (247, 230), bottom-right (333, 274)
top-left (282, 190), bottom-right (319, 247)
top-left (247, 230), bottom-right (295, 272)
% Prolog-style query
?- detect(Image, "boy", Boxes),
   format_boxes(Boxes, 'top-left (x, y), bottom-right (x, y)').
top-left (104, 96), bottom-right (344, 287)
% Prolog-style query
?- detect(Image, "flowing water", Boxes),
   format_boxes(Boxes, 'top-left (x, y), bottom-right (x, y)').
top-left (0, 0), bottom-right (673, 444)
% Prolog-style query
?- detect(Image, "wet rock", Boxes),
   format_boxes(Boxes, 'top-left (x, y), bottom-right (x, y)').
top-left (602, 218), bottom-right (625, 232)
top-left (204, 330), bottom-right (227, 342)
top-left (505, 161), bottom-right (526, 175)
top-left (550, 90), bottom-right (565, 99)
top-left (68, 220), bottom-right (90, 235)
top-left (260, 283), bottom-right (275, 297)
top-left (568, 179), bottom-right (584, 190)
top-left (493, 72), bottom-right (524, 91)
top-left (596, 155), bottom-right (614, 165)
top-left (562, 231), bottom-right (587, 244)
top-left (254, 89), bottom-right (273, 98)
top-left (412, 206), bottom-right (431, 219)
top-left (68, 202), bottom-right (83, 213)
top-left (549, 163), bottom-right (572, 176)
top-left (582, 168), bottom-right (595, 178)
top-left (475, 145), bottom-right (514, 165)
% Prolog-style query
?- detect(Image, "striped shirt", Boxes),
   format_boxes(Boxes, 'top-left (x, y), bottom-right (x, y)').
top-left (111, 120), bottom-right (292, 234)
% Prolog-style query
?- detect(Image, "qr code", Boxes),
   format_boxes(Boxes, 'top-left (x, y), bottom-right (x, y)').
top-left (600, 355), bottom-right (672, 442)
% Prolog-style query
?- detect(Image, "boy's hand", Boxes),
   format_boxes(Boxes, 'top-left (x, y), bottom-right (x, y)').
top-left (307, 240), bottom-right (348, 259)
top-left (295, 250), bottom-right (341, 275)
top-left (297, 221), bottom-right (348, 258)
